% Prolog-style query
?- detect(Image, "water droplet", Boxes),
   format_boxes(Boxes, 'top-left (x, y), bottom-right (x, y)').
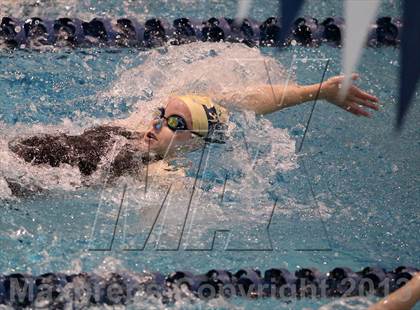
top-left (208, 49), bottom-right (217, 57)
top-left (391, 164), bottom-right (398, 173)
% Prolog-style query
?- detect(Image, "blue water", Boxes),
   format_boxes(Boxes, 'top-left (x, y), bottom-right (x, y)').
top-left (0, 0), bottom-right (419, 309)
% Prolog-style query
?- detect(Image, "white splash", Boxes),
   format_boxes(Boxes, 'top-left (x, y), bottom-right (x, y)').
top-left (236, 0), bottom-right (253, 23)
top-left (0, 42), bottom-right (299, 222)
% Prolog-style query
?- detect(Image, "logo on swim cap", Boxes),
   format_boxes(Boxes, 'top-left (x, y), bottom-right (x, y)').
top-left (175, 94), bottom-right (228, 139)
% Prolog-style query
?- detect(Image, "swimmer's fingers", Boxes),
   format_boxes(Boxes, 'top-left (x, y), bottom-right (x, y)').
top-left (350, 85), bottom-right (379, 104)
top-left (329, 74), bottom-right (379, 106)
top-left (348, 94), bottom-right (380, 111)
top-left (343, 100), bottom-right (371, 117)
top-left (324, 74), bottom-right (378, 117)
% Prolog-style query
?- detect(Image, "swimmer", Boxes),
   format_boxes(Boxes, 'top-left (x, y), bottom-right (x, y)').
top-left (7, 73), bottom-right (379, 194)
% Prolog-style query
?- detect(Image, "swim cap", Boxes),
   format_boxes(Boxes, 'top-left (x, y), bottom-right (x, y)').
top-left (175, 95), bottom-right (228, 138)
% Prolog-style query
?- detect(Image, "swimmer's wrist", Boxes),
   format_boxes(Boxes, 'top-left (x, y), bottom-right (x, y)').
top-left (299, 84), bottom-right (326, 103)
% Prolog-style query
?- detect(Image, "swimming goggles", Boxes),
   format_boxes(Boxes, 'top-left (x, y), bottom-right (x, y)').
top-left (153, 107), bottom-right (188, 132)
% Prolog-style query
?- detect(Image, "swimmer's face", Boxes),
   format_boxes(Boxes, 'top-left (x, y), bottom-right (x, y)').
top-left (144, 97), bottom-right (195, 155)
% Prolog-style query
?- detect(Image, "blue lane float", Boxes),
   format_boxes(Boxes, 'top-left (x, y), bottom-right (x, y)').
top-left (0, 16), bottom-right (403, 49)
top-left (0, 266), bottom-right (417, 307)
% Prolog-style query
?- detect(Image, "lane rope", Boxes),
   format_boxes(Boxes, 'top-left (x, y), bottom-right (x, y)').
top-left (0, 266), bottom-right (417, 306)
top-left (0, 16), bottom-right (402, 49)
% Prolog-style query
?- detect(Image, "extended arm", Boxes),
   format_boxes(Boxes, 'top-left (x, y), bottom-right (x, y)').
top-left (214, 74), bottom-right (379, 117)
top-left (369, 273), bottom-right (420, 310)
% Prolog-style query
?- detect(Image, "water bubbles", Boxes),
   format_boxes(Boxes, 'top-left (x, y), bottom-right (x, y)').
top-left (10, 227), bottom-right (33, 239)
top-left (15, 72), bottom-right (25, 80)
top-left (29, 102), bottom-right (37, 112)
top-left (182, 55), bottom-right (193, 64)
top-left (106, 42), bottom-right (291, 100)
top-left (290, 40), bottom-right (297, 46)
top-left (14, 25), bottom-right (21, 33)
top-left (122, 56), bottom-right (131, 65)
top-left (0, 178), bottom-right (13, 198)
top-left (142, 87), bottom-right (154, 100)
top-left (391, 164), bottom-right (398, 173)
top-left (208, 49), bottom-right (218, 57)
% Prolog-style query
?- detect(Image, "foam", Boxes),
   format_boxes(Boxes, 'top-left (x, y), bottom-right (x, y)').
top-left (0, 42), bottom-right (300, 224)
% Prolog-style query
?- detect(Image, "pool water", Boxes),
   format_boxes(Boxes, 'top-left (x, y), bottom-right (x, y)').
top-left (0, 0), bottom-right (419, 309)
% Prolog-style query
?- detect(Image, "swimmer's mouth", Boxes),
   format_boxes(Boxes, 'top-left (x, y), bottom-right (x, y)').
top-left (146, 132), bottom-right (158, 141)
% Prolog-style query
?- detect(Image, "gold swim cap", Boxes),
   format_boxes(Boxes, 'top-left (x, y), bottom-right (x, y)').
top-left (175, 95), bottom-right (228, 138)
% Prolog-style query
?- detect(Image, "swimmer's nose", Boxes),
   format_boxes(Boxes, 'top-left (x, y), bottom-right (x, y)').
top-left (152, 118), bottom-right (164, 132)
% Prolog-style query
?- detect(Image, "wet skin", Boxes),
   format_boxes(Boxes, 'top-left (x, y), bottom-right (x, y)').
top-left (143, 96), bottom-right (196, 156)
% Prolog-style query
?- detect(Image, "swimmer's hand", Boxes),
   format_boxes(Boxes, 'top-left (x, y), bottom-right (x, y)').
top-left (321, 74), bottom-right (379, 117)
top-left (369, 273), bottom-right (420, 310)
